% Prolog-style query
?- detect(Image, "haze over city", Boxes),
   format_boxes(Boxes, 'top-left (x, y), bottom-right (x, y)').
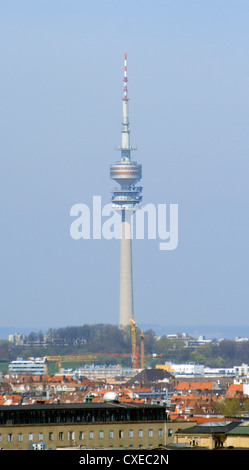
top-left (1, 0), bottom-right (249, 339)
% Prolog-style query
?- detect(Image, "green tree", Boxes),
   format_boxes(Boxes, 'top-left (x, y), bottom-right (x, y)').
top-left (216, 398), bottom-right (242, 417)
top-left (243, 399), bottom-right (249, 413)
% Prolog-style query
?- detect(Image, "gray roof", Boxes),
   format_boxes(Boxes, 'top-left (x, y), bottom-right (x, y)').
top-left (176, 420), bottom-right (242, 435)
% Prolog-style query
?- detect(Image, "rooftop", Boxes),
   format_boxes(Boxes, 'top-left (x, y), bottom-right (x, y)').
top-left (175, 420), bottom-right (242, 435)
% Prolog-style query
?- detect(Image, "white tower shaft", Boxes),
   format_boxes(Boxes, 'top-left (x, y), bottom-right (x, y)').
top-left (119, 212), bottom-right (134, 327)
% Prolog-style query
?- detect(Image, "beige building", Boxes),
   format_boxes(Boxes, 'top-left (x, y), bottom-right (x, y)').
top-left (174, 420), bottom-right (243, 449)
top-left (0, 402), bottom-right (192, 450)
top-left (226, 423), bottom-right (249, 448)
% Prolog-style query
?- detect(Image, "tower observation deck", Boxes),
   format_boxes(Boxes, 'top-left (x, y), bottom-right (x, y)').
top-left (110, 54), bottom-right (142, 327)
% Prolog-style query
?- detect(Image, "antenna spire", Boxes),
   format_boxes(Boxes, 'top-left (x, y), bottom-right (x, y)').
top-left (123, 53), bottom-right (128, 101)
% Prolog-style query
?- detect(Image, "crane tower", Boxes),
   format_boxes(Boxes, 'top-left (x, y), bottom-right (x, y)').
top-left (110, 54), bottom-right (142, 327)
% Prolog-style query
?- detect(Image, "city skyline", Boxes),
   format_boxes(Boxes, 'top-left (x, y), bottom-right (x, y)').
top-left (1, 1), bottom-right (249, 336)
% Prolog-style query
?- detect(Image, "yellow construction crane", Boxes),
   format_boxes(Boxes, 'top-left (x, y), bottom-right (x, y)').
top-left (39, 352), bottom-right (135, 373)
top-left (139, 330), bottom-right (145, 369)
top-left (129, 317), bottom-right (137, 369)
top-left (39, 354), bottom-right (99, 373)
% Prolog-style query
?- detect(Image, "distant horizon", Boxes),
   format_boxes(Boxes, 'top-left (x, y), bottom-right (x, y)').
top-left (2, 323), bottom-right (249, 341)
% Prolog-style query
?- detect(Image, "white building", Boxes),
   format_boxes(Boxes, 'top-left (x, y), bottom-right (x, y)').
top-left (170, 363), bottom-right (204, 376)
top-left (9, 357), bottom-right (48, 375)
top-left (8, 333), bottom-right (25, 346)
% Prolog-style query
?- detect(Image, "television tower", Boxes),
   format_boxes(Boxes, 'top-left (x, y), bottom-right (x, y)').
top-left (110, 54), bottom-right (142, 327)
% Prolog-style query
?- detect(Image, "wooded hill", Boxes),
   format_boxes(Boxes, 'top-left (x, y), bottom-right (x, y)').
top-left (2, 324), bottom-right (249, 369)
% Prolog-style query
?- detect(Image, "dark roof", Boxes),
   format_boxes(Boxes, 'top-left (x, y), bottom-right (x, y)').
top-left (0, 401), bottom-right (164, 412)
top-left (176, 420), bottom-right (242, 435)
top-left (125, 368), bottom-right (174, 386)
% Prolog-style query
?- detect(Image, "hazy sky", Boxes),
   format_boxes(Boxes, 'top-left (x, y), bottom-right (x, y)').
top-left (1, 0), bottom-right (249, 335)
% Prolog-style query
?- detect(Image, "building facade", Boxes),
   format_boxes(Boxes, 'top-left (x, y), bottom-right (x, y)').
top-left (0, 402), bottom-right (190, 450)
top-left (8, 357), bottom-right (48, 375)
top-left (174, 420), bottom-right (242, 449)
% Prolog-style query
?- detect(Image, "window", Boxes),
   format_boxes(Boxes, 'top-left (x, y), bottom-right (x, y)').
top-left (79, 431), bottom-right (84, 440)
top-left (28, 433), bottom-right (33, 442)
top-left (99, 431), bottom-right (104, 439)
top-left (39, 432), bottom-right (43, 441)
top-left (148, 429), bottom-right (153, 437)
top-left (8, 434), bottom-right (12, 442)
top-left (18, 433), bottom-right (23, 442)
top-left (158, 429), bottom-right (163, 438)
top-left (59, 432), bottom-right (64, 441)
top-left (168, 428), bottom-right (173, 437)
top-left (89, 431), bottom-right (94, 439)
top-left (109, 430), bottom-right (114, 439)
top-left (68, 431), bottom-right (75, 441)
top-left (139, 429), bottom-right (143, 438)
top-left (49, 432), bottom-right (53, 441)
top-left (129, 430), bottom-right (133, 438)
top-left (119, 430), bottom-right (123, 438)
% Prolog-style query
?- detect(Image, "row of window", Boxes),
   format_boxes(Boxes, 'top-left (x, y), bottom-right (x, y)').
top-left (2, 428), bottom-right (164, 443)
top-left (0, 406), bottom-right (165, 425)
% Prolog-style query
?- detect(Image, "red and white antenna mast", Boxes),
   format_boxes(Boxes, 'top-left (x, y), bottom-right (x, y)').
top-left (121, 53), bottom-right (130, 156)
top-left (123, 53), bottom-right (128, 101)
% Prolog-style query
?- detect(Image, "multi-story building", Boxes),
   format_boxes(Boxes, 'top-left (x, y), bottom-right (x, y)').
top-left (8, 333), bottom-right (25, 346)
top-left (8, 357), bottom-right (48, 375)
top-left (0, 402), bottom-right (191, 450)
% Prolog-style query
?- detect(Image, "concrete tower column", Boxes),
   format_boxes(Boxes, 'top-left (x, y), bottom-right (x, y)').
top-left (119, 211), bottom-right (134, 327)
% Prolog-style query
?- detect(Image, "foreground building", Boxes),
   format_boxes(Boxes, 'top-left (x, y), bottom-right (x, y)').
top-left (174, 420), bottom-right (242, 449)
top-left (0, 401), bottom-right (191, 450)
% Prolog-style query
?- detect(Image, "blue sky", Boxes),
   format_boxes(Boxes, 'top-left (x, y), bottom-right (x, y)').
top-left (0, 0), bottom-right (249, 335)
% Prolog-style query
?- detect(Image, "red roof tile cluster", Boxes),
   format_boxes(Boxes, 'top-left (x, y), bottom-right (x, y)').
top-left (226, 383), bottom-right (244, 397)
top-left (175, 381), bottom-right (214, 391)
top-left (2, 370), bottom-right (249, 423)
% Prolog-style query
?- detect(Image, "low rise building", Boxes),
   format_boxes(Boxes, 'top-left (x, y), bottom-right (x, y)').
top-left (226, 422), bottom-right (249, 448)
top-left (174, 420), bottom-right (242, 449)
top-left (171, 363), bottom-right (204, 376)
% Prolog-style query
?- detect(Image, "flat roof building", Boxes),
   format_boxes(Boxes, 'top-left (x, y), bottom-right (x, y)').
top-left (0, 402), bottom-right (191, 450)
top-left (8, 357), bottom-right (48, 376)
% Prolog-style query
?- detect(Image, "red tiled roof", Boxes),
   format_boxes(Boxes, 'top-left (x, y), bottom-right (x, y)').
top-left (176, 381), bottom-right (214, 391)
top-left (226, 383), bottom-right (243, 397)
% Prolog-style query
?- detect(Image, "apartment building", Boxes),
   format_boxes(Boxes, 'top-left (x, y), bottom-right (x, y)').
top-left (8, 358), bottom-right (48, 375)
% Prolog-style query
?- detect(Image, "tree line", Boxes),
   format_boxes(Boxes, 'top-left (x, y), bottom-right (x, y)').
top-left (2, 324), bottom-right (249, 368)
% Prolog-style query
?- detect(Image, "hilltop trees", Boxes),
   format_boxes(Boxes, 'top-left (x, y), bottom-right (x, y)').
top-left (6, 325), bottom-right (249, 369)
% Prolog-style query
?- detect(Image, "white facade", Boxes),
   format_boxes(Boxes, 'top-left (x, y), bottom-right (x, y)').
top-left (171, 363), bottom-right (204, 376)
top-left (9, 357), bottom-right (47, 375)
